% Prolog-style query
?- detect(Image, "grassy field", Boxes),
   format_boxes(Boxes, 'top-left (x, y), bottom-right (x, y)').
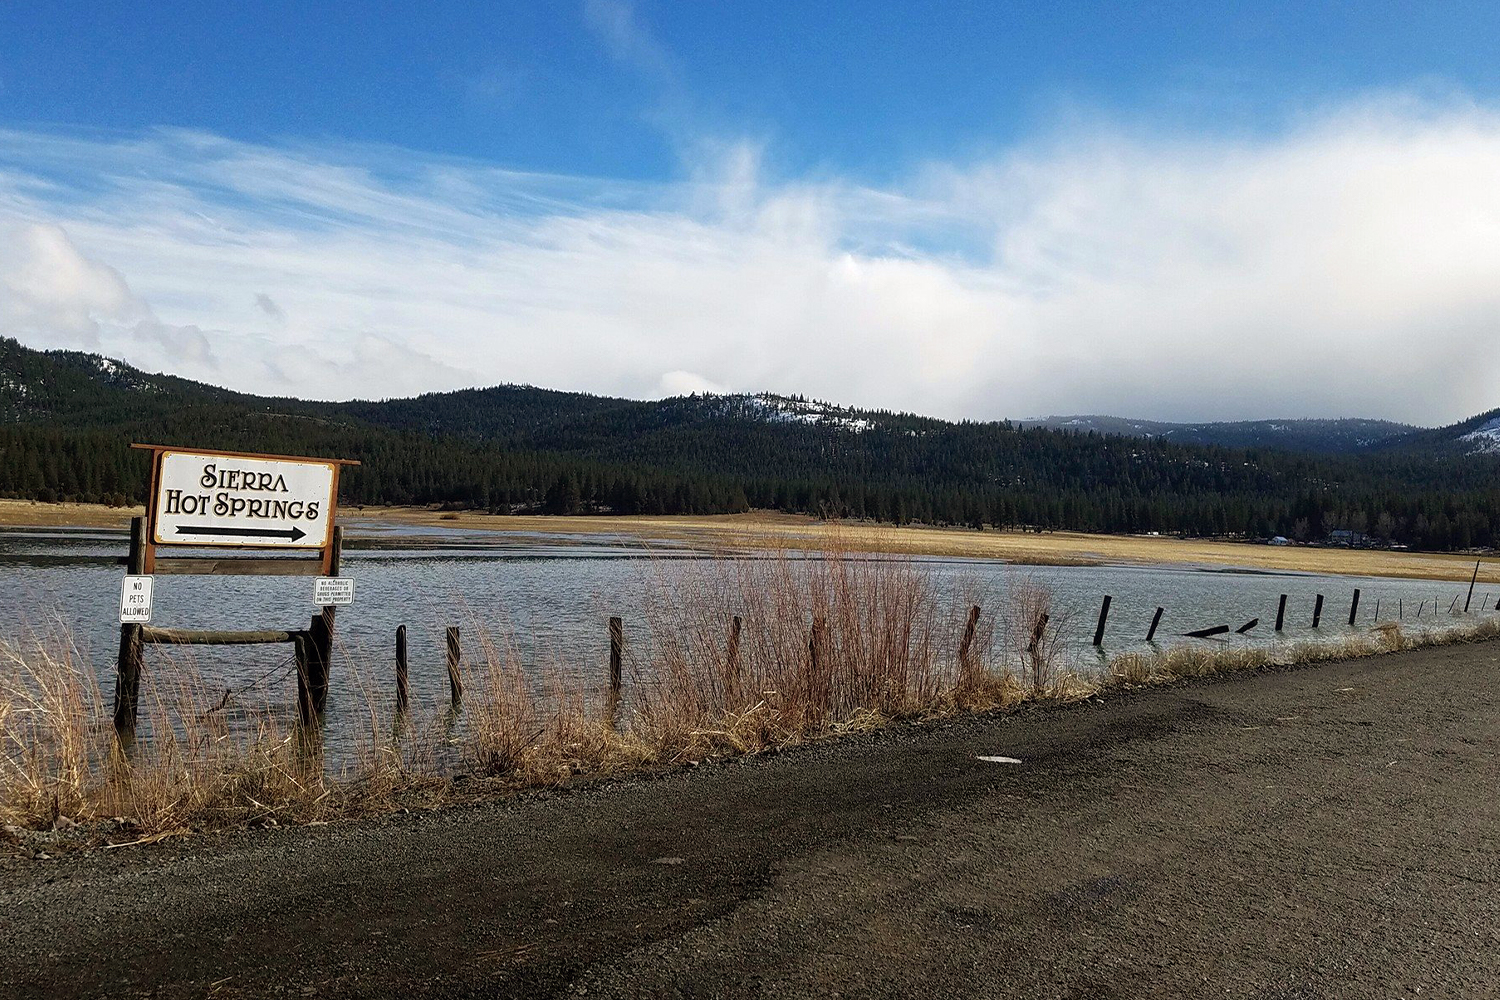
top-left (0, 499), bottom-right (1491, 584)
top-left (350, 507), bottom-right (1494, 585)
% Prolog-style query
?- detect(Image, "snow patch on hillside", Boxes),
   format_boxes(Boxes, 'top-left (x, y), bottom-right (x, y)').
top-left (743, 394), bottom-right (873, 432)
top-left (683, 392), bottom-right (875, 433)
top-left (1460, 416), bottom-right (1500, 454)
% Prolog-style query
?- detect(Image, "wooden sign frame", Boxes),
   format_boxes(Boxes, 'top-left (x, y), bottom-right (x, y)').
top-left (131, 443), bottom-right (359, 576)
top-left (115, 444), bottom-right (361, 734)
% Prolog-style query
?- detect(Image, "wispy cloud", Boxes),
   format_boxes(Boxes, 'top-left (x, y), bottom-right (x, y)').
top-left (2, 95), bottom-right (1500, 422)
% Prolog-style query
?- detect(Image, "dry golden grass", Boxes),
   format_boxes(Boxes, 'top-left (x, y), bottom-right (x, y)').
top-left (1107, 616), bottom-right (1500, 688)
top-left (0, 499), bottom-right (142, 529)
top-left (349, 507), bottom-right (1495, 585)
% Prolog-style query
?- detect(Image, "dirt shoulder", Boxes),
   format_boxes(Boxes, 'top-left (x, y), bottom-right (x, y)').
top-left (4, 639), bottom-right (1499, 998)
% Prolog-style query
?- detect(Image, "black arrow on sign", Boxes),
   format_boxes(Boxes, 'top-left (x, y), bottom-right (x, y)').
top-left (175, 524), bottom-right (307, 542)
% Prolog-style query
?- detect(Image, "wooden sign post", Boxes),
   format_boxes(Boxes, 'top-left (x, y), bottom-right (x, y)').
top-left (114, 444), bottom-right (359, 735)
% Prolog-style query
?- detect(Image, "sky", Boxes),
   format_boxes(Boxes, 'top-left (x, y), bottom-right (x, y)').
top-left (2, 2), bottom-right (1499, 424)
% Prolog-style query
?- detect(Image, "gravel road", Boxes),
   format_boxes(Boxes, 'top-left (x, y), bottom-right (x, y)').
top-left (4, 640), bottom-right (1499, 999)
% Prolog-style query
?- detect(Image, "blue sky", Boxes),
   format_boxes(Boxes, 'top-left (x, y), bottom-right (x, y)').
top-left (2, 2), bottom-right (1500, 422)
top-left (6, 3), bottom-right (1495, 181)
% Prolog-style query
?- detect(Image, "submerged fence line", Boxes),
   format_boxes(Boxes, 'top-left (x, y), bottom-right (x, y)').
top-left (382, 578), bottom-right (1496, 721)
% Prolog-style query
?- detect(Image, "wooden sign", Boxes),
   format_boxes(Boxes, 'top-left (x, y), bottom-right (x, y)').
top-left (152, 450), bottom-right (337, 550)
top-left (132, 444), bottom-right (359, 576)
top-left (115, 444), bottom-right (361, 735)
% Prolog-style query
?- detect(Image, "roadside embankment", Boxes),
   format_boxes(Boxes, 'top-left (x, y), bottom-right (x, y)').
top-left (3, 637), bottom-right (1499, 998)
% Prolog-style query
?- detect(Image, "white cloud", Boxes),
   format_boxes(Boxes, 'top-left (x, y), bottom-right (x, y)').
top-left (659, 370), bottom-right (729, 396)
top-left (0, 99), bottom-right (1499, 423)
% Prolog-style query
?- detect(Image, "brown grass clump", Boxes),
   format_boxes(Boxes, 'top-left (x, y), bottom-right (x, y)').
top-left (1105, 615), bottom-right (1500, 692)
top-left (0, 634), bottom-right (350, 836)
top-left (615, 539), bottom-right (1002, 763)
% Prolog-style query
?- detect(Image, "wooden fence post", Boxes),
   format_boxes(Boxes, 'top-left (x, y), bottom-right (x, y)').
top-left (1028, 613), bottom-right (1049, 656)
top-left (445, 626), bottom-right (463, 708)
top-left (306, 525), bottom-right (342, 716)
top-left (958, 604), bottom-right (981, 677)
top-left (293, 632), bottom-right (316, 726)
top-left (726, 615), bottom-right (742, 688)
top-left (1275, 594), bottom-right (1287, 632)
top-left (1348, 589), bottom-right (1360, 627)
top-left (1092, 595), bottom-right (1112, 647)
top-left (609, 616), bottom-right (624, 694)
top-left (113, 515), bottom-right (147, 736)
top-left (395, 624), bottom-right (409, 713)
top-left (1465, 561), bottom-right (1481, 613)
top-left (1145, 607), bottom-right (1164, 643)
top-left (809, 615), bottom-right (826, 672)
top-left (1312, 594), bottom-right (1324, 628)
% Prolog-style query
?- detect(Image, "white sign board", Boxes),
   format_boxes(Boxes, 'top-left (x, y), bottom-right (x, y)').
top-left (119, 575), bottom-right (154, 624)
top-left (153, 450), bottom-right (336, 550)
top-left (313, 577), bottom-right (355, 607)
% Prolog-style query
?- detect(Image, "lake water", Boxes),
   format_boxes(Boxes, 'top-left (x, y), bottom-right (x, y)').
top-left (1, 523), bottom-right (1490, 759)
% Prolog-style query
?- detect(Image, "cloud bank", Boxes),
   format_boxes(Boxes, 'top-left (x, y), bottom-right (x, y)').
top-left (2, 96), bottom-right (1500, 423)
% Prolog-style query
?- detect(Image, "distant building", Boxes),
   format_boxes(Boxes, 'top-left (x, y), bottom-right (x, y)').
top-left (1328, 529), bottom-right (1369, 547)
top-left (1268, 535), bottom-right (1289, 546)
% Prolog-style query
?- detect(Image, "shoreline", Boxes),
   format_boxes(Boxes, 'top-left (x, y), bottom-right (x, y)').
top-left (0, 499), bottom-right (1493, 584)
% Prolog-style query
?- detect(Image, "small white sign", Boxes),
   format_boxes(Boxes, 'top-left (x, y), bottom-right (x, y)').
top-left (119, 575), bottom-right (154, 624)
top-left (314, 577), bottom-right (355, 607)
top-left (153, 450), bottom-right (337, 550)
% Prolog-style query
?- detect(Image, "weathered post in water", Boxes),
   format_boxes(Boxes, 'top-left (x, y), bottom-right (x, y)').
top-left (305, 526), bottom-right (343, 715)
top-left (608, 616), bottom-right (624, 694)
top-left (1275, 594), bottom-right (1287, 632)
top-left (395, 624), bottom-right (409, 713)
top-left (1348, 588), bottom-right (1360, 627)
top-left (1465, 561), bottom-right (1481, 613)
top-left (809, 615), bottom-right (826, 673)
top-left (1093, 595), bottom-right (1112, 647)
top-left (1028, 613), bottom-right (1049, 656)
top-left (446, 626), bottom-right (463, 708)
top-left (1312, 594), bottom-right (1324, 628)
top-left (1146, 607), bottom-right (1164, 643)
top-left (958, 604), bottom-right (981, 678)
top-left (293, 632), bottom-right (317, 725)
top-left (113, 515), bottom-right (147, 736)
top-left (726, 615), bottom-right (742, 687)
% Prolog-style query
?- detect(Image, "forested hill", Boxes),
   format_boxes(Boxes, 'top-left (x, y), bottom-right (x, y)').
top-left (1016, 415), bottom-right (1418, 453)
top-left (0, 336), bottom-right (1497, 552)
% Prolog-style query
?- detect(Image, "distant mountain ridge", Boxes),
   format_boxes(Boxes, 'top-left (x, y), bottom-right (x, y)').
top-left (0, 335), bottom-right (1498, 551)
top-left (1, 336), bottom-right (1486, 457)
top-left (1017, 414), bottom-right (1424, 454)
